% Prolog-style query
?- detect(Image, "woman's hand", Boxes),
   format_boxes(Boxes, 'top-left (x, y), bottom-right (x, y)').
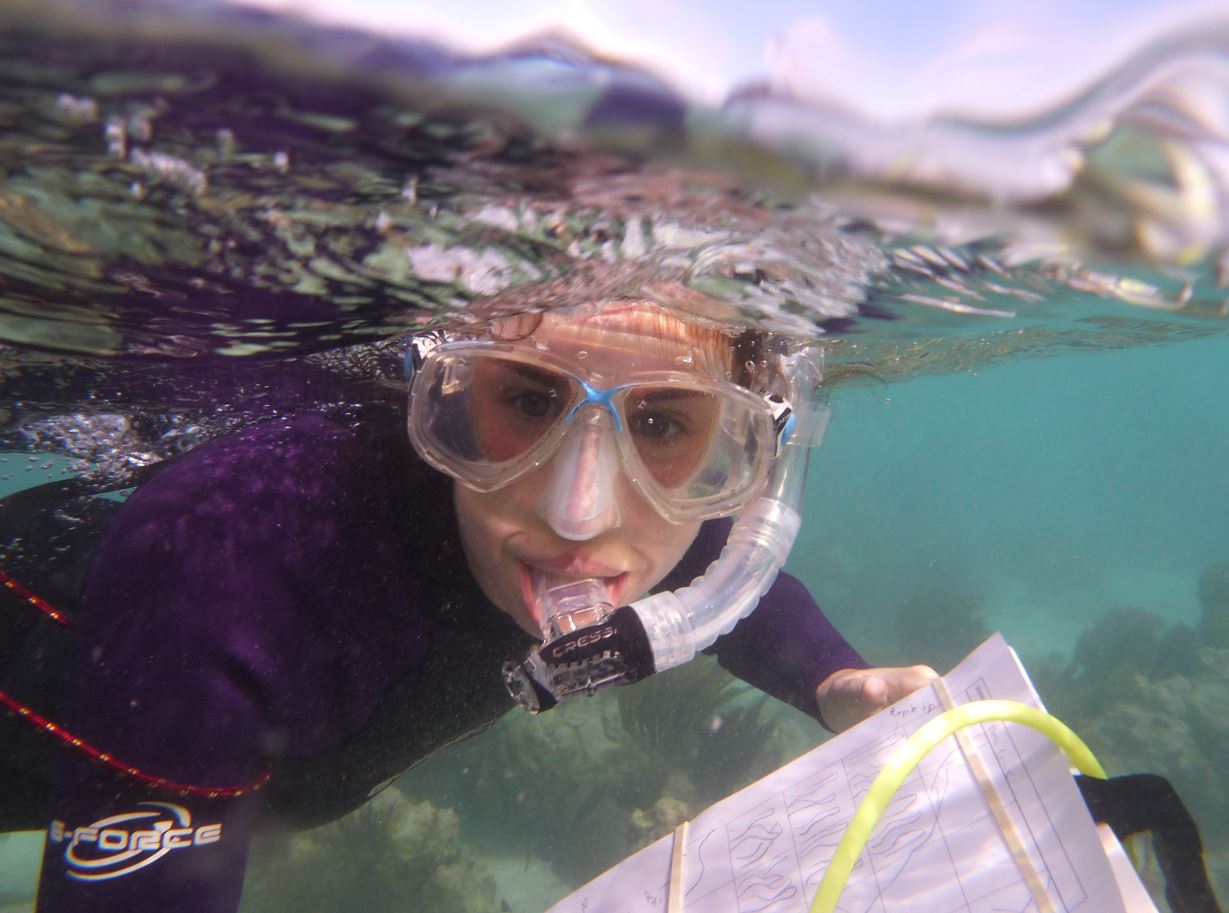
top-left (816, 665), bottom-right (939, 733)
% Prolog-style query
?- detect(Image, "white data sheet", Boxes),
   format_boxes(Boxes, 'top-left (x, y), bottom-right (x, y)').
top-left (548, 634), bottom-right (1132, 913)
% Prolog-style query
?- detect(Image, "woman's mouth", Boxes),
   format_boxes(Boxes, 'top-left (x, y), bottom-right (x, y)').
top-left (517, 561), bottom-right (628, 635)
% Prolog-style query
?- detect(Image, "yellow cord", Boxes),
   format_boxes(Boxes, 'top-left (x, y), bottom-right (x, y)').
top-left (808, 699), bottom-right (1106, 913)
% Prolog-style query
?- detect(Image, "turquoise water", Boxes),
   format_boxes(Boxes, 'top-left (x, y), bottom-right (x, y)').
top-left (799, 336), bottom-right (1229, 662)
top-left (1, 3), bottom-right (1229, 912)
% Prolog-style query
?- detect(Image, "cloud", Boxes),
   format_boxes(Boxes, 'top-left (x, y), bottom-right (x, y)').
top-left (767, 0), bottom-right (1229, 120)
top-left (230, 0), bottom-right (1228, 120)
top-left (235, 0), bottom-right (740, 102)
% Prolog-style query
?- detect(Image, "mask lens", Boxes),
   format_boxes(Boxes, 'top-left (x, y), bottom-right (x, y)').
top-left (470, 357), bottom-right (572, 462)
top-left (411, 351), bottom-right (576, 485)
top-left (623, 387), bottom-right (722, 487)
top-left (410, 343), bottom-right (775, 517)
top-left (622, 385), bottom-right (769, 513)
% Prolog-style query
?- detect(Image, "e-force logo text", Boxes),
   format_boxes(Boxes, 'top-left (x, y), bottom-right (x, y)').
top-left (49, 802), bottom-right (222, 881)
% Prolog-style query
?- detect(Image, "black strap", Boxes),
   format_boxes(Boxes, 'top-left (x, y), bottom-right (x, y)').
top-left (1077, 773), bottom-right (1222, 913)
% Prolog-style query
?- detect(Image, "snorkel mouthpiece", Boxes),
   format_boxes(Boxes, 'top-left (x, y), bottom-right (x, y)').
top-left (537, 577), bottom-right (614, 639)
top-left (502, 597), bottom-right (655, 714)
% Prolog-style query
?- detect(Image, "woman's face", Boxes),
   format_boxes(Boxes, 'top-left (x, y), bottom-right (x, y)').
top-left (453, 304), bottom-right (733, 636)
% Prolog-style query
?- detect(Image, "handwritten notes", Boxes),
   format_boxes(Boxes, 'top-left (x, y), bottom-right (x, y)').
top-left (548, 634), bottom-right (1137, 913)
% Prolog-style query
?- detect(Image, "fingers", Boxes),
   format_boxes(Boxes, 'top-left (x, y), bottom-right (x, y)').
top-left (860, 675), bottom-right (889, 707)
top-left (883, 665), bottom-right (939, 704)
top-left (817, 665), bottom-right (943, 732)
top-left (903, 664), bottom-right (940, 693)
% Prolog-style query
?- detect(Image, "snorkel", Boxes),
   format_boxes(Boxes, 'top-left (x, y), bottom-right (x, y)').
top-left (502, 341), bottom-right (829, 712)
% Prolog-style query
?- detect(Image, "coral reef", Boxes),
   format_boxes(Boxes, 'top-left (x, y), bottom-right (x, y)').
top-left (1070, 605), bottom-right (1166, 683)
top-left (1056, 648), bottom-right (1229, 904)
top-left (1197, 560), bottom-right (1229, 648)
top-left (892, 587), bottom-right (990, 672)
top-left (240, 789), bottom-right (500, 913)
top-left (1031, 563), bottom-right (1229, 909)
top-left (610, 657), bottom-right (796, 804)
top-left (397, 655), bottom-right (820, 891)
top-left (629, 797), bottom-right (692, 845)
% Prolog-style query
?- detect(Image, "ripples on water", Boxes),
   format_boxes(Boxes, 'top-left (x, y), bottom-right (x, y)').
top-left (0, 0), bottom-right (1225, 484)
top-left (1, 1), bottom-right (1229, 909)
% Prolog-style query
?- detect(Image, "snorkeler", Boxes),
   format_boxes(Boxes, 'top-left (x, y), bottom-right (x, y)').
top-left (1, 301), bottom-right (935, 912)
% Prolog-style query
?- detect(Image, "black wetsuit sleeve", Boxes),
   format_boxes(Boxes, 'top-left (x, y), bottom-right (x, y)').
top-left (658, 519), bottom-right (869, 729)
top-left (709, 570), bottom-right (869, 729)
top-left (33, 519), bottom-right (269, 913)
top-left (31, 415), bottom-right (388, 913)
top-left (30, 444), bottom-right (281, 913)
top-left (36, 783), bottom-right (259, 913)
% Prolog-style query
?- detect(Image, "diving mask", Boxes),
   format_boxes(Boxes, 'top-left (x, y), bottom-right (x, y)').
top-left (406, 336), bottom-right (791, 525)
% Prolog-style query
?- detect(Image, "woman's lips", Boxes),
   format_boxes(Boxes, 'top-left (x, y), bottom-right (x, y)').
top-left (520, 553), bottom-right (624, 577)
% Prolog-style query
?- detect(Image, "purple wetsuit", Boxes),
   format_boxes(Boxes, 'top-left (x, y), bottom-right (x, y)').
top-left (8, 412), bottom-right (864, 912)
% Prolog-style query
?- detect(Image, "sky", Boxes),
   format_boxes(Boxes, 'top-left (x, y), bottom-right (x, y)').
top-left (237, 0), bottom-right (1228, 118)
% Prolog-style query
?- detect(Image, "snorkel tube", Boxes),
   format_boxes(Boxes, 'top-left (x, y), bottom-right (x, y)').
top-left (503, 344), bottom-right (829, 712)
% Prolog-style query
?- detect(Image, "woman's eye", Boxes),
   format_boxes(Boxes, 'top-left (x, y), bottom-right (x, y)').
top-left (509, 390), bottom-right (557, 419)
top-left (631, 412), bottom-right (686, 441)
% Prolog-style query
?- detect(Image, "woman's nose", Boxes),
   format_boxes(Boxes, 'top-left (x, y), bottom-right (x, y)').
top-left (535, 413), bottom-right (622, 541)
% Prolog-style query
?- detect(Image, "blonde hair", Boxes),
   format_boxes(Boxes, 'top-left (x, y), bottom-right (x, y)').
top-left (480, 300), bottom-right (768, 388)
